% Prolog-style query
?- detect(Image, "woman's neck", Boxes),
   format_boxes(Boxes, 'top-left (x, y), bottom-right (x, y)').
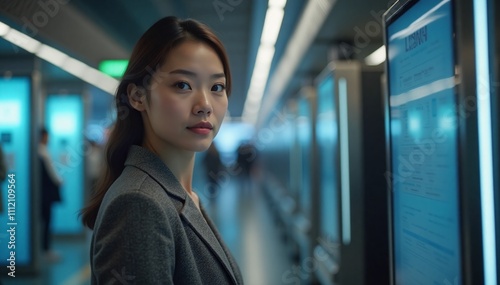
top-left (142, 139), bottom-right (196, 195)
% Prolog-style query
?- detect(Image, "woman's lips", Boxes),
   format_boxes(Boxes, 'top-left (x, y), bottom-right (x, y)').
top-left (187, 121), bottom-right (213, 135)
top-left (187, 127), bottom-right (212, 135)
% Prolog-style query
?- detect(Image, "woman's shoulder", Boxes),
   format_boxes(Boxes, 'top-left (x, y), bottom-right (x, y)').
top-left (102, 166), bottom-right (177, 211)
top-left (94, 166), bottom-right (181, 230)
top-left (110, 166), bottom-right (150, 191)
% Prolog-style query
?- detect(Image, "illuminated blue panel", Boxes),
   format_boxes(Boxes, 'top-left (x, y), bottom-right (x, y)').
top-left (0, 77), bottom-right (32, 266)
top-left (316, 75), bottom-right (340, 243)
top-left (387, 0), bottom-right (461, 284)
top-left (297, 97), bottom-right (311, 214)
top-left (474, 0), bottom-right (497, 283)
top-left (45, 95), bottom-right (84, 234)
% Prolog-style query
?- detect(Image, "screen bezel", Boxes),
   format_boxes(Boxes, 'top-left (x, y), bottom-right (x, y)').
top-left (493, 0), bottom-right (500, 277)
top-left (297, 93), bottom-right (314, 216)
top-left (383, 0), bottom-right (463, 284)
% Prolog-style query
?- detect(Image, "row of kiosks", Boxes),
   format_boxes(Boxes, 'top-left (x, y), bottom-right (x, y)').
top-left (261, 0), bottom-right (500, 284)
top-left (269, 60), bottom-right (388, 285)
top-left (0, 55), bottom-right (87, 275)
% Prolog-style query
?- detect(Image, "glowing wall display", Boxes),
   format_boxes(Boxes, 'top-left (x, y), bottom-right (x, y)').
top-left (315, 74), bottom-right (340, 243)
top-left (297, 97), bottom-right (312, 214)
top-left (45, 95), bottom-right (84, 234)
top-left (0, 77), bottom-right (32, 266)
top-left (386, 0), bottom-right (461, 284)
top-left (474, 0), bottom-right (497, 283)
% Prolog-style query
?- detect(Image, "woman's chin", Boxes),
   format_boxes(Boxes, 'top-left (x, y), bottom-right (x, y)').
top-left (195, 144), bottom-right (212, 153)
top-left (188, 141), bottom-right (213, 153)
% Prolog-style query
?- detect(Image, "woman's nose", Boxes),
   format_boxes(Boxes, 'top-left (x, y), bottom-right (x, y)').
top-left (192, 91), bottom-right (213, 115)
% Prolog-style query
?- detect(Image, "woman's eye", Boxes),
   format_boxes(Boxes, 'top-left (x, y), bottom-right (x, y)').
top-left (211, 84), bottom-right (225, 92)
top-left (175, 82), bottom-right (191, 90)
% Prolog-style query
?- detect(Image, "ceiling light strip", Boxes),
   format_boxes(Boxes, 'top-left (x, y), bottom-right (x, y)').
top-left (252, 0), bottom-right (336, 127)
top-left (241, 0), bottom-right (287, 125)
top-left (365, 45), bottom-right (386, 66)
top-left (0, 20), bottom-right (119, 95)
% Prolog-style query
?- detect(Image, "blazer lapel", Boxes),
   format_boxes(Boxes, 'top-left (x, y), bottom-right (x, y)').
top-left (180, 200), bottom-right (238, 285)
top-left (125, 145), bottom-right (238, 284)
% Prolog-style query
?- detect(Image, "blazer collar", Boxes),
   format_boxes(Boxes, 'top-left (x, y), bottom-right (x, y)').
top-left (124, 145), bottom-right (238, 284)
top-left (124, 145), bottom-right (187, 201)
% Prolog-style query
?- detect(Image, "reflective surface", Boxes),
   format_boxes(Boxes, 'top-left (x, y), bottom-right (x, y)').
top-left (387, 1), bottom-right (461, 283)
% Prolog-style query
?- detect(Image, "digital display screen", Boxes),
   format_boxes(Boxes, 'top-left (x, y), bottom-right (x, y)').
top-left (386, 0), bottom-right (461, 284)
top-left (297, 97), bottom-right (312, 215)
top-left (46, 95), bottom-right (84, 235)
top-left (316, 74), bottom-right (340, 243)
top-left (0, 77), bottom-right (32, 266)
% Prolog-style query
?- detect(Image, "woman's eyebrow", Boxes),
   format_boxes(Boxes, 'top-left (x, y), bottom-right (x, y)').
top-left (169, 69), bottom-right (225, 79)
top-left (211, 73), bottom-right (226, 80)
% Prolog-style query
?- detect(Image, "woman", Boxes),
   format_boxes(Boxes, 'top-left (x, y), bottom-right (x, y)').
top-left (81, 16), bottom-right (243, 285)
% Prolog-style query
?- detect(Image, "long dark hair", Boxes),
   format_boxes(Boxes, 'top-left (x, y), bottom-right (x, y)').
top-left (81, 16), bottom-right (232, 229)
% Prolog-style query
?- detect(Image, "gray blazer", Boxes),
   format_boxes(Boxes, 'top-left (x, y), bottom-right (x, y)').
top-left (90, 145), bottom-right (243, 285)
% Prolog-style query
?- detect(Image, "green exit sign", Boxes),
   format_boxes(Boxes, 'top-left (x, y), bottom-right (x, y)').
top-left (99, 59), bottom-right (129, 77)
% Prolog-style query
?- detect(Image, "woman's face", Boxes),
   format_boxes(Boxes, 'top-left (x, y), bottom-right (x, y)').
top-left (139, 40), bottom-right (228, 153)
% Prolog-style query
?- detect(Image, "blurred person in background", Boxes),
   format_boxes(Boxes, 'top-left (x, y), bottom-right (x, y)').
top-left (236, 142), bottom-right (257, 191)
top-left (38, 128), bottom-right (63, 262)
top-left (203, 142), bottom-right (224, 198)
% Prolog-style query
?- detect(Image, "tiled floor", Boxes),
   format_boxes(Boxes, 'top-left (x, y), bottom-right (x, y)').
top-left (200, 178), bottom-right (295, 285)
top-left (4, 174), bottom-right (294, 285)
top-left (0, 234), bottom-right (91, 285)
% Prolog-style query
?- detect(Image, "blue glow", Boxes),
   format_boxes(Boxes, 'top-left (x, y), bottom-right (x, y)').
top-left (298, 97), bottom-right (312, 214)
top-left (408, 113), bottom-right (421, 135)
top-left (46, 95), bottom-right (84, 234)
top-left (51, 113), bottom-right (78, 135)
top-left (439, 114), bottom-right (456, 131)
top-left (0, 77), bottom-right (32, 266)
top-left (474, 0), bottom-right (497, 283)
top-left (338, 78), bottom-right (351, 245)
top-left (214, 122), bottom-right (254, 151)
top-left (0, 101), bottom-right (21, 126)
top-left (387, 1), bottom-right (461, 283)
top-left (316, 74), bottom-right (340, 243)
top-left (391, 119), bottom-right (402, 136)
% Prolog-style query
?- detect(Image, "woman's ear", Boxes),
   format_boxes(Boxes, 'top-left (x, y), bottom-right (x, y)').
top-left (127, 83), bottom-right (146, 111)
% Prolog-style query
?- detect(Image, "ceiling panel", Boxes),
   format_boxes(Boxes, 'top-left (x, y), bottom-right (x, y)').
top-left (1, 0), bottom-right (394, 118)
